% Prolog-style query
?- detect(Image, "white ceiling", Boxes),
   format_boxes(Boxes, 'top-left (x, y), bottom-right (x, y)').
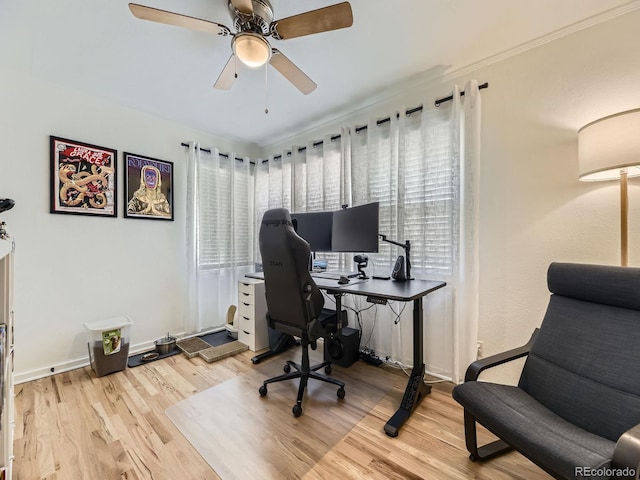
top-left (8, 0), bottom-right (640, 147)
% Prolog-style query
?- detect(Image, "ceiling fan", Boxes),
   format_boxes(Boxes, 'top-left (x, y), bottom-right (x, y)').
top-left (129, 0), bottom-right (353, 95)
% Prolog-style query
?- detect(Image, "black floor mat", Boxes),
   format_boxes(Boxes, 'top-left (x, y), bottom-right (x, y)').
top-left (127, 330), bottom-right (236, 368)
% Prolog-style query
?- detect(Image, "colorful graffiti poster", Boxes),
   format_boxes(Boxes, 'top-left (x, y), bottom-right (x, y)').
top-left (50, 136), bottom-right (117, 217)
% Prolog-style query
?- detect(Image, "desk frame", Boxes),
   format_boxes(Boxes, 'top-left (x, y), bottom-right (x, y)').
top-left (246, 272), bottom-right (446, 437)
top-left (321, 278), bottom-right (446, 437)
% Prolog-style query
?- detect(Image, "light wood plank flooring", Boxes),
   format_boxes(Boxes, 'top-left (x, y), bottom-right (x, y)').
top-left (12, 347), bottom-right (551, 479)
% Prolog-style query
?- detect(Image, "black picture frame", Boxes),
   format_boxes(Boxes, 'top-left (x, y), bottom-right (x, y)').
top-left (50, 136), bottom-right (117, 217)
top-left (123, 152), bottom-right (174, 221)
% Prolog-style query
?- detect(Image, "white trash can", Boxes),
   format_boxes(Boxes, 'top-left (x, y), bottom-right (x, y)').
top-left (84, 316), bottom-right (132, 377)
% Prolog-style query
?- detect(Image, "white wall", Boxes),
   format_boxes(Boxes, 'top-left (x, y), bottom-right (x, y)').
top-left (2, 6), bottom-right (639, 384)
top-left (263, 9), bottom-right (640, 381)
top-left (0, 69), bottom-right (257, 382)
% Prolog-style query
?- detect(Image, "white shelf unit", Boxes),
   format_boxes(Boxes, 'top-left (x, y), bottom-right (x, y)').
top-left (0, 240), bottom-right (14, 480)
top-left (237, 278), bottom-right (269, 352)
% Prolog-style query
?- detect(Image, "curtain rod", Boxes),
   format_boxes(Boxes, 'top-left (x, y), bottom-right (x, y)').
top-left (270, 82), bottom-right (489, 157)
top-left (183, 81), bottom-right (488, 164)
top-left (434, 82), bottom-right (488, 107)
top-left (180, 142), bottom-right (254, 164)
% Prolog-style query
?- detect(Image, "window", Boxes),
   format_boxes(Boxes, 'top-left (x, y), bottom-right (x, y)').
top-left (198, 154), bottom-right (253, 269)
top-left (254, 109), bottom-right (458, 279)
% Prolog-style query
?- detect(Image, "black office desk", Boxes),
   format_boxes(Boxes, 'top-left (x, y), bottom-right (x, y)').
top-left (246, 273), bottom-right (446, 437)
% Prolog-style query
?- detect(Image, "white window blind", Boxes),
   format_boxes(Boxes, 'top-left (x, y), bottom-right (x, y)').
top-left (349, 108), bottom-right (457, 278)
top-left (198, 154), bottom-right (252, 269)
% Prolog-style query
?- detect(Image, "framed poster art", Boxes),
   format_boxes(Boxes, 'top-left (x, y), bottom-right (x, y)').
top-left (50, 136), bottom-right (117, 217)
top-left (124, 152), bottom-right (174, 221)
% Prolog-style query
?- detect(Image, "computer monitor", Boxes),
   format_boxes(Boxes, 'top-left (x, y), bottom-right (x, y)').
top-left (290, 211), bottom-right (333, 252)
top-left (331, 202), bottom-right (379, 253)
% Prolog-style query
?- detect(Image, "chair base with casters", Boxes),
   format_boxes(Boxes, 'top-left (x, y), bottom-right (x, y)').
top-left (258, 308), bottom-right (347, 417)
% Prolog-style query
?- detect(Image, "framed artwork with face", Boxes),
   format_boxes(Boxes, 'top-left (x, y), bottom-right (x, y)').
top-left (123, 152), bottom-right (174, 221)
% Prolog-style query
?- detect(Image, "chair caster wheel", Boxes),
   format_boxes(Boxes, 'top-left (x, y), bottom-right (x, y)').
top-left (324, 365), bottom-right (332, 374)
top-left (292, 404), bottom-right (302, 417)
top-left (337, 387), bottom-right (345, 399)
top-left (284, 364), bottom-right (291, 373)
top-left (259, 385), bottom-right (268, 397)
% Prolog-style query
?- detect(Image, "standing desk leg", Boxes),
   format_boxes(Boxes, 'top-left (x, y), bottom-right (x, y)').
top-left (384, 296), bottom-right (431, 437)
top-left (333, 293), bottom-right (344, 331)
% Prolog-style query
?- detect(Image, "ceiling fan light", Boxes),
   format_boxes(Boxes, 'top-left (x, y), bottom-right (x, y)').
top-left (233, 33), bottom-right (271, 68)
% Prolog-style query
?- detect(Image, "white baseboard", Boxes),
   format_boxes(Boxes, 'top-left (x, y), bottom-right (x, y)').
top-left (14, 328), bottom-right (226, 385)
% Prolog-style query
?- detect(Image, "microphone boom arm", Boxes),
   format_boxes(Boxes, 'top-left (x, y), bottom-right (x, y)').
top-left (379, 234), bottom-right (412, 280)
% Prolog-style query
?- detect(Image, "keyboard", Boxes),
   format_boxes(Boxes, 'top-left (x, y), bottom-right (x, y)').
top-left (311, 271), bottom-right (359, 280)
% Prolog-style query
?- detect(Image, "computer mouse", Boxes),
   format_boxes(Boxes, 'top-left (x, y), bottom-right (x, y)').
top-left (338, 275), bottom-right (350, 284)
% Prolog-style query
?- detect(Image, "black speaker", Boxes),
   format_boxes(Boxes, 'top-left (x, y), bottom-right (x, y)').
top-left (392, 255), bottom-right (406, 281)
top-left (324, 326), bottom-right (360, 367)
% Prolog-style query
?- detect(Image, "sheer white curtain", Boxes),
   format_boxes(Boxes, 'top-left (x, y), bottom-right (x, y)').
top-left (456, 81), bottom-right (481, 383)
top-left (350, 81), bottom-right (480, 382)
top-left (252, 81), bottom-right (481, 382)
top-left (185, 143), bottom-right (254, 334)
top-left (254, 133), bottom-right (349, 270)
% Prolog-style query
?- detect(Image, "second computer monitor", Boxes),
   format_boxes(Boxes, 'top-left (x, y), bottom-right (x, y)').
top-left (331, 202), bottom-right (379, 253)
top-left (291, 211), bottom-right (333, 252)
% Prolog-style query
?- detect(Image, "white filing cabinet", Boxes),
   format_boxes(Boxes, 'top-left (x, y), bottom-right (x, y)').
top-left (237, 278), bottom-right (269, 352)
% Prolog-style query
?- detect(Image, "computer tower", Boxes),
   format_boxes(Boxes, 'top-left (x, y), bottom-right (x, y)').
top-left (324, 326), bottom-right (360, 367)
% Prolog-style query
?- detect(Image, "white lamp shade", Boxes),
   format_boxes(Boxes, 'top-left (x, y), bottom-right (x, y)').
top-left (232, 33), bottom-right (271, 68)
top-left (578, 108), bottom-right (640, 181)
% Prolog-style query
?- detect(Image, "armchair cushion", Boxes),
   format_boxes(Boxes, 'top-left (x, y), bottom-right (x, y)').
top-left (454, 382), bottom-right (615, 480)
top-left (519, 278), bottom-right (640, 442)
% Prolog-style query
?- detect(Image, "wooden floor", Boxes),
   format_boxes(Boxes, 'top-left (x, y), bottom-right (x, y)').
top-left (12, 346), bottom-right (551, 480)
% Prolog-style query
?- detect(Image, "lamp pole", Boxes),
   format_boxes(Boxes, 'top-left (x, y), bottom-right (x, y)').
top-left (620, 170), bottom-right (628, 267)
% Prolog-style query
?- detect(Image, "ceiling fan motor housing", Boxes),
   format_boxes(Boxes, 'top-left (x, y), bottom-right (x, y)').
top-left (229, 0), bottom-right (274, 35)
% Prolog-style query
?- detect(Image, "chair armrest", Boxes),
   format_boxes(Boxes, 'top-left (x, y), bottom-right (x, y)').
top-left (613, 424), bottom-right (640, 474)
top-left (464, 329), bottom-right (539, 382)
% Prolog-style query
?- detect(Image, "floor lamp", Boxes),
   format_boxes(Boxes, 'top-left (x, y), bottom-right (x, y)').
top-left (578, 109), bottom-right (640, 266)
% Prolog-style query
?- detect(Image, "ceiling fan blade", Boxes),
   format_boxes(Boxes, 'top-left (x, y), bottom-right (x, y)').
top-left (214, 55), bottom-right (241, 90)
top-left (229, 0), bottom-right (253, 15)
top-left (129, 3), bottom-right (230, 35)
top-left (271, 2), bottom-right (353, 40)
top-left (269, 49), bottom-right (317, 95)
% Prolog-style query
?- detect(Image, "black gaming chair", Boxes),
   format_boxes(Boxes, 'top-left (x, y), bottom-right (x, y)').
top-left (257, 208), bottom-right (347, 417)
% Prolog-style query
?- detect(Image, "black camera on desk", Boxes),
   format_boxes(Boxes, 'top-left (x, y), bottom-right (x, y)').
top-left (353, 254), bottom-right (368, 279)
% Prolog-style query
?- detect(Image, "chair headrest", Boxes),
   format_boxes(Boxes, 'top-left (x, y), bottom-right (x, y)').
top-left (548, 262), bottom-right (640, 311)
top-left (261, 208), bottom-right (293, 227)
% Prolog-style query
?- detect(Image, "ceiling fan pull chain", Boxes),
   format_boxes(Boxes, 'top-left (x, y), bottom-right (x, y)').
top-left (264, 62), bottom-right (269, 114)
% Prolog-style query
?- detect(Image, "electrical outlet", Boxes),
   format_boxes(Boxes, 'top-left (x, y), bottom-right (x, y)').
top-left (477, 341), bottom-right (484, 359)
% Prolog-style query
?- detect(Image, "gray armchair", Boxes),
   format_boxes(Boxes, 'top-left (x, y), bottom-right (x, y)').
top-left (452, 263), bottom-right (640, 480)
